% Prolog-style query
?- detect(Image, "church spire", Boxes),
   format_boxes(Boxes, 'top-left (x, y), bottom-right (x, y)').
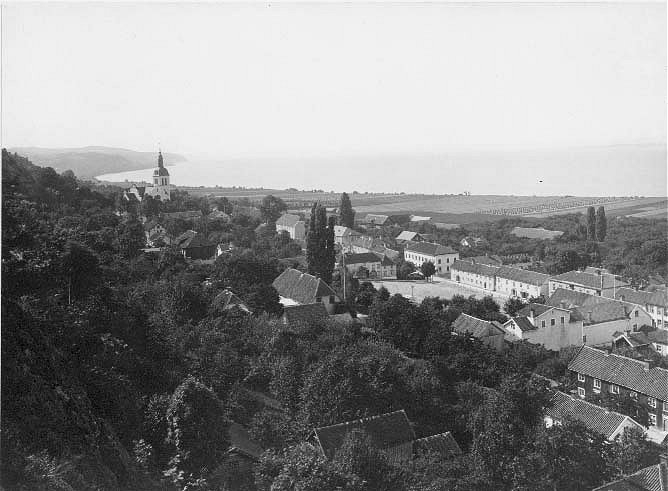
top-left (158, 149), bottom-right (164, 168)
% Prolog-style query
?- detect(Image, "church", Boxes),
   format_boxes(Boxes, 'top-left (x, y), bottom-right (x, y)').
top-left (124, 151), bottom-right (172, 202)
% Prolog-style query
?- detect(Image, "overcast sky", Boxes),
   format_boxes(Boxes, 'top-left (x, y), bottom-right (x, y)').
top-left (2, 2), bottom-right (666, 160)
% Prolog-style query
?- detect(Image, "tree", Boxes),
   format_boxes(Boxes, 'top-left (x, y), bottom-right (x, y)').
top-left (608, 427), bottom-right (659, 478)
top-left (420, 261), bottom-right (436, 281)
top-left (503, 297), bottom-right (525, 317)
top-left (586, 206), bottom-right (596, 241)
top-left (118, 216), bottom-right (146, 258)
top-left (587, 392), bottom-right (650, 428)
top-left (338, 192), bottom-right (355, 228)
top-left (259, 195), bottom-right (287, 224)
top-left (397, 259), bottom-right (416, 280)
top-left (242, 283), bottom-right (283, 316)
top-left (596, 206), bottom-right (607, 241)
top-left (305, 202), bottom-right (335, 282)
top-left (165, 377), bottom-right (230, 478)
top-left (61, 241), bottom-right (99, 304)
top-left (333, 429), bottom-right (399, 491)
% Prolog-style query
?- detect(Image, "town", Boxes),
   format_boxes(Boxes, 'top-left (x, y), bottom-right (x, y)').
top-left (6, 148), bottom-right (666, 490)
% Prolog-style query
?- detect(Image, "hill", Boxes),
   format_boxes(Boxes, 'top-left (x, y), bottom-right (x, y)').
top-left (8, 146), bottom-right (187, 178)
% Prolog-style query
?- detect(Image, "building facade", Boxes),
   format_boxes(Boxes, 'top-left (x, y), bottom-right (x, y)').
top-left (549, 270), bottom-right (629, 298)
top-left (276, 214), bottom-right (306, 241)
top-left (569, 345), bottom-right (668, 431)
top-left (450, 259), bottom-right (498, 291)
top-left (404, 241), bottom-right (459, 274)
top-left (615, 287), bottom-right (668, 330)
top-left (342, 252), bottom-right (397, 279)
top-left (495, 266), bottom-right (550, 299)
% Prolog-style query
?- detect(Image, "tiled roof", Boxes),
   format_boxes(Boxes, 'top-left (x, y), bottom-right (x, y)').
top-left (462, 255), bottom-right (503, 267)
top-left (228, 422), bottom-right (264, 460)
top-left (496, 266), bottom-right (550, 286)
top-left (364, 214), bottom-right (389, 225)
top-left (613, 332), bottom-right (653, 348)
top-left (272, 268), bottom-right (337, 305)
top-left (405, 241), bottom-right (458, 256)
top-left (552, 270), bottom-right (626, 291)
top-left (334, 226), bottom-right (360, 238)
top-left (276, 213), bottom-right (302, 227)
top-left (313, 410), bottom-right (415, 460)
top-left (213, 289), bottom-right (250, 314)
top-left (568, 346), bottom-right (668, 400)
top-left (647, 330), bottom-right (668, 345)
top-left (174, 229), bottom-right (197, 248)
top-left (595, 462), bottom-right (668, 491)
top-left (507, 316), bottom-right (537, 332)
top-left (282, 303), bottom-right (328, 324)
top-left (452, 313), bottom-right (506, 338)
top-left (616, 287), bottom-right (668, 309)
top-left (396, 231), bottom-right (419, 242)
top-left (451, 259), bottom-right (499, 277)
top-left (546, 391), bottom-right (644, 440)
top-left (517, 303), bottom-right (555, 317)
top-left (547, 289), bottom-right (608, 308)
top-left (180, 233), bottom-right (216, 249)
top-left (345, 252), bottom-right (383, 265)
top-left (547, 289), bottom-right (641, 325)
top-left (413, 432), bottom-right (462, 459)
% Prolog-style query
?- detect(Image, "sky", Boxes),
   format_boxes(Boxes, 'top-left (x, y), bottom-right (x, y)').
top-left (1, 2), bottom-right (666, 194)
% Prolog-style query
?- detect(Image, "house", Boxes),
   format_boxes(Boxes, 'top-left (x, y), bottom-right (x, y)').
top-left (404, 241), bottom-right (459, 274)
top-left (510, 226), bottom-right (563, 240)
top-left (594, 455), bottom-right (668, 491)
top-left (276, 214), bottom-right (306, 240)
top-left (272, 268), bottom-right (340, 314)
top-left (143, 219), bottom-right (169, 246)
top-left (349, 235), bottom-right (402, 263)
top-left (613, 329), bottom-right (668, 357)
top-left (212, 289), bottom-right (251, 315)
top-left (342, 252), bottom-right (397, 279)
top-left (309, 410), bottom-right (461, 464)
top-left (495, 266), bottom-right (550, 299)
top-left (333, 225), bottom-right (361, 250)
top-left (569, 345), bottom-right (668, 430)
top-left (545, 391), bottom-right (645, 441)
top-left (175, 232), bottom-right (217, 259)
top-left (549, 269), bottom-right (629, 298)
top-left (452, 313), bottom-right (506, 352)
top-left (616, 287), bottom-right (668, 329)
top-left (504, 303), bottom-right (583, 351)
top-left (460, 236), bottom-right (486, 248)
top-left (363, 214), bottom-right (390, 226)
top-left (451, 259), bottom-right (499, 291)
top-left (395, 231), bottom-right (424, 244)
top-left (460, 255), bottom-right (503, 267)
top-left (281, 303), bottom-right (329, 325)
top-left (547, 289), bottom-right (654, 345)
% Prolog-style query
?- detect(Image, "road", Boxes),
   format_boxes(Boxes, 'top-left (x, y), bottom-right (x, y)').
top-left (370, 277), bottom-right (510, 305)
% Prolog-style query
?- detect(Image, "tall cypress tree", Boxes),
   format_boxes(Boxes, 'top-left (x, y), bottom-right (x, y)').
top-left (586, 207), bottom-right (596, 241)
top-left (595, 206), bottom-right (607, 242)
top-left (306, 202), bottom-right (319, 275)
top-left (324, 216), bottom-right (336, 283)
top-left (339, 192), bottom-right (355, 228)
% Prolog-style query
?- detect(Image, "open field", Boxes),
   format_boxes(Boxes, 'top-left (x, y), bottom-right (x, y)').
top-left (370, 277), bottom-right (510, 306)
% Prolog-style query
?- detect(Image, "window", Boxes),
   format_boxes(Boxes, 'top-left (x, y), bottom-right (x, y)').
top-left (550, 318), bottom-right (556, 326)
top-left (648, 397), bottom-right (657, 408)
top-left (578, 387), bottom-right (585, 398)
top-left (438, 259), bottom-right (441, 264)
top-left (316, 296), bottom-right (322, 303)
top-left (593, 379), bottom-right (601, 393)
top-left (633, 324), bottom-right (637, 330)
top-left (649, 414), bottom-right (657, 426)
top-left (583, 335), bottom-right (587, 343)
top-left (578, 373), bottom-right (585, 382)
top-left (610, 385), bottom-right (619, 394)
top-left (541, 320), bottom-right (546, 328)
top-left (561, 316), bottom-right (565, 324)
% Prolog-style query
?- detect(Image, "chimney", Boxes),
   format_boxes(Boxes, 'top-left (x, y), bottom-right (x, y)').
top-left (529, 309), bottom-right (535, 320)
top-left (560, 300), bottom-right (566, 309)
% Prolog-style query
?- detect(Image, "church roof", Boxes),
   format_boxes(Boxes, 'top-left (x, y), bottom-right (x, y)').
top-left (154, 151), bottom-right (170, 176)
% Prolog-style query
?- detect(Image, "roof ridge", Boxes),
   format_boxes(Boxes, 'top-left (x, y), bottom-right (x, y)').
top-left (314, 409), bottom-right (407, 432)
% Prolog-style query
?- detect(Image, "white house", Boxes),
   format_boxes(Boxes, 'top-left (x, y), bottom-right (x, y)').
top-left (549, 270), bottom-right (629, 298)
top-left (343, 252), bottom-right (397, 279)
top-left (403, 241), bottom-right (459, 274)
top-left (276, 214), bottom-right (306, 241)
top-left (450, 259), bottom-right (499, 291)
top-left (495, 266), bottom-right (550, 300)
top-left (615, 287), bottom-right (668, 330)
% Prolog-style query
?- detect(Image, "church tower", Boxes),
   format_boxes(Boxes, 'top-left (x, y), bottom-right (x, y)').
top-left (150, 150), bottom-right (171, 201)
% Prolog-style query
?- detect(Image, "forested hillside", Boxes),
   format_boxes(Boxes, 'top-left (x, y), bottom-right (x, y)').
top-left (1, 149), bottom-right (663, 491)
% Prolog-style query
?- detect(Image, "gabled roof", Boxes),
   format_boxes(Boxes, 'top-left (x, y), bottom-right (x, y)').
top-left (213, 289), bottom-right (250, 314)
top-left (595, 462), bottom-right (668, 491)
top-left (451, 259), bottom-right (499, 277)
top-left (461, 255), bottom-right (503, 267)
top-left (413, 432), bottom-right (462, 459)
top-left (613, 331), bottom-right (652, 348)
top-left (518, 303), bottom-right (555, 317)
top-left (551, 270), bottom-right (626, 290)
top-left (452, 313), bottom-right (506, 338)
top-left (180, 233), bottom-right (216, 249)
top-left (506, 316), bottom-right (537, 332)
top-left (333, 225), bottom-right (360, 238)
top-left (282, 303), bottom-right (328, 324)
top-left (396, 231), bottom-right (419, 242)
top-left (345, 252), bottom-right (383, 265)
top-left (228, 422), bottom-right (264, 460)
top-left (272, 268), bottom-right (337, 305)
top-left (568, 346), bottom-right (668, 400)
top-left (174, 229), bottom-right (197, 248)
top-left (616, 287), bottom-right (668, 309)
top-left (405, 241), bottom-right (457, 256)
top-left (276, 213), bottom-right (303, 227)
top-left (547, 289), bottom-right (640, 325)
top-left (313, 410), bottom-right (415, 460)
top-left (546, 391), bottom-right (644, 440)
top-left (364, 214), bottom-right (389, 225)
top-left (496, 266), bottom-right (550, 286)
